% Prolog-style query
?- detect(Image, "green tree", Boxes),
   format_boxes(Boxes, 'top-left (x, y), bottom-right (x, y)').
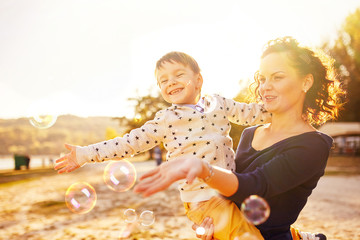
top-left (323, 8), bottom-right (360, 121)
top-left (115, 92), bottom-right (170, 133)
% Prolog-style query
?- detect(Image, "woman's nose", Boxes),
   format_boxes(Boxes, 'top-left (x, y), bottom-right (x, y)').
top-left (261, 79), bottom-right (272, 90)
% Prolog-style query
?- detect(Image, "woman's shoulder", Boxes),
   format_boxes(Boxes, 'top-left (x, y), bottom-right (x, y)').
top-left (243, 125), bottom-right (262, 134)
top-left (281, 130), bottom-right (333, 152)
top-left (304, 130), bottom-right (333, 148)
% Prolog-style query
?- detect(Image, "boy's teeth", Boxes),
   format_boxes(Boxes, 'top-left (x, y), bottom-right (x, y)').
top-left (170, 89), bottom-right (181, 95)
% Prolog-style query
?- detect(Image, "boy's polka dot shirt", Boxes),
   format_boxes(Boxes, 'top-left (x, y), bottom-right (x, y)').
top-left (76, 94), bottom-right (270, 202)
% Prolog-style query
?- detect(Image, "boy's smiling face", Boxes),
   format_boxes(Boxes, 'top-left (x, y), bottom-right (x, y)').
top-left (156, 61), bottom-right (203, 105)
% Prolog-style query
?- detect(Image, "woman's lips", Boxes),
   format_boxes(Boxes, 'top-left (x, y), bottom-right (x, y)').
top-left (263, 95), bottom-right (277, 102)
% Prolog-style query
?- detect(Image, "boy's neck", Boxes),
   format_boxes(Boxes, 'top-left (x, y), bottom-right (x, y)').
top-left (173, 95), bottom-right (202, 106)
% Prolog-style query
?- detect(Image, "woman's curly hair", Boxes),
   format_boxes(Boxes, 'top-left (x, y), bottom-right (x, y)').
top-left (248, 36), bottom-right (346, 126)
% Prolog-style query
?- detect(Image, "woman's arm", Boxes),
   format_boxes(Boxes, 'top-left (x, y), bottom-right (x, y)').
top-left (133, 157), bottom-right (239, 197)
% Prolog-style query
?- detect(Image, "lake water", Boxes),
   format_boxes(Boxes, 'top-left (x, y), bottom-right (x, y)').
top-left (0, 152), bottom-right (153, 171)
top-left (0, 155), bottom-right (59, 170)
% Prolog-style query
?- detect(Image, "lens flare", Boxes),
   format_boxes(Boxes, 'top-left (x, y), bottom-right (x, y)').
top-left (65, 182), bottom-right (97, 214)
top-left (241, 195), bottom-right (270, 225)
top-left (203, 96), bottom-right (218, 114)
top-left (196, 227), bottom-right (206, 236)
top-left (103, 160), bottom-right (137, 192)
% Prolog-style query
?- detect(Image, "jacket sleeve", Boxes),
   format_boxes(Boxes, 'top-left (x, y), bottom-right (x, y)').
top-left (75, 110), bottom-right (167, 166)
top-left (220, 96), bottom-right (271, 126)
top-left (225, 134), bottom-right (331, 204)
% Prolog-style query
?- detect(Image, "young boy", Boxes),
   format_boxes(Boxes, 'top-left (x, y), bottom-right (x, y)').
top-left (55, 51), bottom-right (270, 239)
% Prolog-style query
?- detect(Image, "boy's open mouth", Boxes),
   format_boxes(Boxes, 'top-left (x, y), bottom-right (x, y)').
top-left (169, 88), bottom-right (183, 95)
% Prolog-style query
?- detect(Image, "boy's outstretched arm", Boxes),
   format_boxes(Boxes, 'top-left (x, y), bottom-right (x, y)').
top-left (54, 143), bottom-right (82, 174)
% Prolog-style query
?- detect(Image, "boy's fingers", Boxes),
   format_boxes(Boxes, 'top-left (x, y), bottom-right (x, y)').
top-left (57, 167), bottom-right (67, 174)
top-left (66, 166), bottom-right (77, 173)
top-left (139, 167), bottom-right (159, 180)
top-left (64, 143), bottom-right (73, 150)
top-left (55, 155), bottom-right (67, 163)
top-left (54, 161), bottom-right (67, 170)
top-left (205, 224), bottom-right (214, 240)
top-left (192, 223), bottom-right (199, 231)
top-left (186, 168), bottom-right (199, 184)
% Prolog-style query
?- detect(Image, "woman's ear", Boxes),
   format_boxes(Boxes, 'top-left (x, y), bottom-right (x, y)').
top-left (303, 74), bottom-right (314, 92)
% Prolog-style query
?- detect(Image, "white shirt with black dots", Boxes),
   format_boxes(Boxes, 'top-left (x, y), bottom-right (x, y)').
top-left (76, 94), bottom-right (271, 202)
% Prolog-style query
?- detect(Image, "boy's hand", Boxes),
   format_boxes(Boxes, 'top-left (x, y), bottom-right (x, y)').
top-left (133, 157), bottom-right (204, 197)
top-left (192, 217), bottom-right (218, 240)
top-left (54, 144), bottom-right (80, 174)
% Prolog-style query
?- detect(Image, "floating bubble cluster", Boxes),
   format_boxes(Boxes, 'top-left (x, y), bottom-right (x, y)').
top-left (103, 160), bottom-right (137, 192)
top-left (123, 208), bottom-right (155, 226)
top-left (241, 195), bottom-right (270, 225)
top-left (65, 182), bottom-right (97, 214)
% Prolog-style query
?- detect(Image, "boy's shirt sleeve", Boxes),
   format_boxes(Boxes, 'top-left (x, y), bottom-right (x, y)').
top-left (75, 110), bottom-right (167, 166)
top-left (220, 96), bottom-right (271, 125)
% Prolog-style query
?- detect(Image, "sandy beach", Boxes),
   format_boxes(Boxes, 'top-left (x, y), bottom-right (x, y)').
top-left (0, 160), bottom-right (359, 240)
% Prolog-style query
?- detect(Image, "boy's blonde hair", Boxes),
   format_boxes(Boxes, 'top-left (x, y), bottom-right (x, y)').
top-left (155, 51), bottom-right (201, 76)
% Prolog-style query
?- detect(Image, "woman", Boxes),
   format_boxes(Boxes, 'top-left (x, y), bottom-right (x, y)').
top-left (134, 37), bottom-right (345, 240)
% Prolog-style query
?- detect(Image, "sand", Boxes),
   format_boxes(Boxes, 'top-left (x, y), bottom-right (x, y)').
top-left (0, 160), bottom-right (359, 240)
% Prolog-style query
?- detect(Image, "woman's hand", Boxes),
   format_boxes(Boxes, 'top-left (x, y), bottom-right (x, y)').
top-left (134, 157), bottom-right (205, 197)
top-left (54, 144), bottom-right (80, 174)
top-left (192, 217), bottom-right (218, 240)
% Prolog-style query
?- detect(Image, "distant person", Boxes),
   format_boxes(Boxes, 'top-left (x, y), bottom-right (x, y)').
top-left (152, 146), bottom-right (163, 166)
top-left (24, 155), bottom-right (30, 169)
top-left (14, 154), bottom-right (30, 170)
top-left (134, 37), bottom-right (345, 240)
top-left (55, 51), bottom-right (271, 239)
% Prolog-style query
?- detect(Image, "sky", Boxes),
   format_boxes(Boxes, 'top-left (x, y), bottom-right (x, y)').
top-left (1, 0), bottom-right (359, 119)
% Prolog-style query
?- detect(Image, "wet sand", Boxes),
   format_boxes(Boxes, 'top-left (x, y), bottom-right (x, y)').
top-left (0, 160), bottom-right (359, 240)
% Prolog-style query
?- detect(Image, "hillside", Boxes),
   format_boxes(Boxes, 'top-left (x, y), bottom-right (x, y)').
top-left (0, 115), bottom-right (125, 155)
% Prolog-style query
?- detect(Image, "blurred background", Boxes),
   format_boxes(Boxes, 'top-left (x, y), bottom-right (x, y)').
top-left (0, 0), bottom-right (359, 162)
top-left (0, 1), bottom-right (359, 239)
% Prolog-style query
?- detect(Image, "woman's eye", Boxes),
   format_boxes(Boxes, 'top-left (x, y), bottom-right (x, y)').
top-left (161, 79), bottom-right (168, 84)
top-left (176, 73), bottom-right (184, 78)
top-left (258, 77), bottom-right (266, 83)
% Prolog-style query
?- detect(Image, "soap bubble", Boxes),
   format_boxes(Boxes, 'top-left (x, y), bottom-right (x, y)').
top-left (103, 160), bottom-right (137, 192)
top-left (241, 195), bottom-right (270, 225)
top-left (29, 114), bottom-right (57, 129)
top-left (65, 182), bottom-right (97, 214)
top-left (124, 208), bottom-right (137, 223)
top-left (139, 210), bottom-right (155, 226)
top-left (27, 98), bottom-right (58, 129)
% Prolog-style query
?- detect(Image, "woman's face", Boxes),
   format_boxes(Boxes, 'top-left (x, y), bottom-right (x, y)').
top-left (258, 52), bottom-right (306, 115)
